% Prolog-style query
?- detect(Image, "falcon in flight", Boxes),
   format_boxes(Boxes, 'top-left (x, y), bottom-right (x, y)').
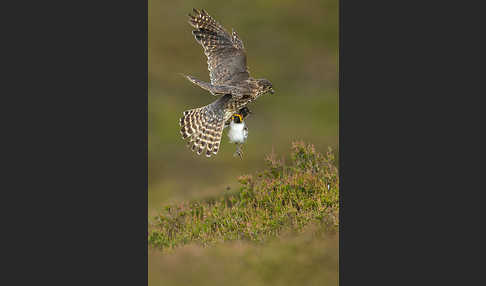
top-left (179, 8), bottom-right (275, 158)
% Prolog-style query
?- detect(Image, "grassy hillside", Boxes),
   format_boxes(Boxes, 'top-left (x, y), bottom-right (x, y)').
top-left (149, 142), bottom-right (339, 250)
top-left (148, 142), bottom-right (339, 285)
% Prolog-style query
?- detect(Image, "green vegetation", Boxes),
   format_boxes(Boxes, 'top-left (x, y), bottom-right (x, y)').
top-left (149, 142), bottom-right (339, 251)
top-left (149, 1), bottom-right (339, 284)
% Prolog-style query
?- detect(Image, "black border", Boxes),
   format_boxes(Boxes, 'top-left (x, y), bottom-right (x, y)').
top-left (7, 1), bottom-right (148, 283)
top-left (338, 0), bottom-right (462, 284)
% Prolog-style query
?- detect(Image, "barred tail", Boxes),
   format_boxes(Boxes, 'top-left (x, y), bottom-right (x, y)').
top-left (179, 106), bottom-right (225, 157)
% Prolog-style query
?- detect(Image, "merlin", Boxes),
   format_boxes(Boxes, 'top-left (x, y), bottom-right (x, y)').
top-left (179, 8), bottom-right (275, 158)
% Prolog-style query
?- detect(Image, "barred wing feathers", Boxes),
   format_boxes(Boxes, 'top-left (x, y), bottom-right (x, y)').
top-left (188, 9), bottom-right (250, 86)
top-left (179, 94), bottom-right (232, 157)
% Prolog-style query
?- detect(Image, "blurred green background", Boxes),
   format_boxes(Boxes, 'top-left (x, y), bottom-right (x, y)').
top-left (149, 0), bottom-right (338, 215)
top-left (149, 0), bottom-right (338, 284)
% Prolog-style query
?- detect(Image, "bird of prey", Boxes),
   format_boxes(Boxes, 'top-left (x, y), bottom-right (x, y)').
top-left (179, 8), bottom-right (274, 158)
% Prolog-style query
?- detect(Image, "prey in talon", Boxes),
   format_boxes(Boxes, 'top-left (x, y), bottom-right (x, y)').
top-left (178, 9), bottom-right (275, 158)
top-left (226, 107), bottom-right (251, 159)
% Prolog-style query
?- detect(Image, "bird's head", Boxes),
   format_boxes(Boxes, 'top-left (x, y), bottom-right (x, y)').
top-left (256, 79), bottom-right (275, 95)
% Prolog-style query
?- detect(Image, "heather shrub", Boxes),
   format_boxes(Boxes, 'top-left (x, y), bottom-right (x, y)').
top-left (149, 141), bottom-right (339, 250)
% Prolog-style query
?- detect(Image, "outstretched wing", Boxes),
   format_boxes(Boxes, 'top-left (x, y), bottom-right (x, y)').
top-left (188, 9), bottom-right (250, 86)
top-left (180, 94), bottom-right (233, 157)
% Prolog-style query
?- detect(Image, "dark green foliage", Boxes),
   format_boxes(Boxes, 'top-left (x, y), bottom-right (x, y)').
top-left (148, 142), bottom-right (339, 251)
